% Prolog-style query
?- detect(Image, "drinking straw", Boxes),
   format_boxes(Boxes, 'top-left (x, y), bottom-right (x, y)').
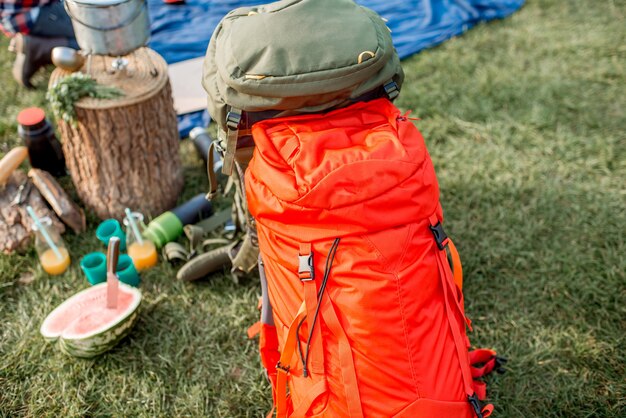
top-left (125, 208), bottom-right (144, 245)
top-left (26, 205), bottom-right (63, 260)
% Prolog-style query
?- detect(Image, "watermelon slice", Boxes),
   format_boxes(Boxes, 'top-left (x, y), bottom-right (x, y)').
top-left (40, 283), bottom-right (141, 358)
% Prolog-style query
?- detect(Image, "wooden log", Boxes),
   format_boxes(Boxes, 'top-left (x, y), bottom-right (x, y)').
top-left (49, 48), bottom-right (183, 220)
top-left (0, 171), bottom-right (65, 254)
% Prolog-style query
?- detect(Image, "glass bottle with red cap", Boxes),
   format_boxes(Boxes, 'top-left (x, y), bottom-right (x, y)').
top-left (17, 107), bottom-right (66, 177)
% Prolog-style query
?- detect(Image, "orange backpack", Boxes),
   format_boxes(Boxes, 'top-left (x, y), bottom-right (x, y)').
top-left (246, 98), bottom-right (502, 417)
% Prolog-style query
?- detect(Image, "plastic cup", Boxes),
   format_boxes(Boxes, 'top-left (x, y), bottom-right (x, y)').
top-left (80, 252), bottom-right (107, 285)
top-left (96, 219), bottom-right (127, 251)
top-left (116, 254), bottom-right (140, 287)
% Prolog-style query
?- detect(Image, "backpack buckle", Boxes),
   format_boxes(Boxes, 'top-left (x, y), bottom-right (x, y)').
top-left (495, 356), bottom-right (508, 374)
top-left (429, 221), bottom-right (449, 250)
top-left (468, 394), bottom-right (484, 418)
top-left (383, 80), bottom-right (399, 100)
top-left (276, 361), bottom-right (290, 373)
top-left (226, 110), bottom-right (242, 130)
top-left (298, 253), bottom-right (314, 281)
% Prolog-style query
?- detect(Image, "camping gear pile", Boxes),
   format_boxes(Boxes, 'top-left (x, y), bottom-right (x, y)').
top-left (200, 0), bottom-right (504, 416)
top-left (2, 0), bottom-right (510, 408)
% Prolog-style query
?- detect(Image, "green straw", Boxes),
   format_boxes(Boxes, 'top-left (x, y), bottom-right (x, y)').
top-left (125, 208), bottom-right (144, 245)
top-left (26, 206), bottom-right (63, 260)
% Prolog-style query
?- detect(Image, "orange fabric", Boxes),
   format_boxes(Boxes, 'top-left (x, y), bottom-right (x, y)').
top-left (393, 398), bottom-right (473, 418)
top-left (469, 349), bottom-right (498, 378)
top-left (448, 239), bottom-right (464, 290)
top-left (260, 323), bottom-right (280, 387)
top-left (246, 99), bottom-right (487, 417)
top-left (248, 321), bottom-right (262, 339)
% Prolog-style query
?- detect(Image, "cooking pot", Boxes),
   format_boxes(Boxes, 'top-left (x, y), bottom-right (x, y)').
top-left (64, 0), bottom-right (150, 56)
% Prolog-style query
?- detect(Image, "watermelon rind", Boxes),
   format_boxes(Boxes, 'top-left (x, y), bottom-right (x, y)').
top-left (40, 283), bottom-right (142, 358)
top-left (59, 311), bottom-right (139, 358)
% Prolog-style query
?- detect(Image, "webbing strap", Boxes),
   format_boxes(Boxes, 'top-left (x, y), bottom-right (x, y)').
top-left (275, 303), bottom-right (306, 418)
top-left (430, 215), bottom-right (472, 330)
top-left (469, 349), bottom-right (498, 378)
top-left (299, 243), bottom-right (324, 375)
top-left (472, 380), bottom-right (487, 401)
top-left (206, 141), bottom-right (219, 199)
top-left (430, 215), bottom-right (492, 417)
top-left (447, 238), bottom-right (464, 291)
top-left (320, 298), bottom-right (364, 418)
top-left (222, 108), bottom-right (242, 175)
top-left (275, 301), bottom-right (328, 418)
top-left (435, 247), bottom-right (475, 397)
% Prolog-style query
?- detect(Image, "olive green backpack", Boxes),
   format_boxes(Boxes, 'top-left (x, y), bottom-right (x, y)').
top-left (192, 0), bottom-right (404, 282)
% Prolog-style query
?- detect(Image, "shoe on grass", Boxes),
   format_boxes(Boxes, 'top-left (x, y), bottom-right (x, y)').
top-left (9, 33), bottom-right (69, 88)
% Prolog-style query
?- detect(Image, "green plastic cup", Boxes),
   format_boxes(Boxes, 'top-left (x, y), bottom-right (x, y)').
top-left (116, 254), bottom-right (140, 287)
top-left (80, 252), bottom-right (107, 285)
top-left (96, 219), bottom-right (127, 251)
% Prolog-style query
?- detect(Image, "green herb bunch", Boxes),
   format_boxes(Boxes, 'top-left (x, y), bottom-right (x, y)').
top-left (47, 73), bottom-right (124, 124)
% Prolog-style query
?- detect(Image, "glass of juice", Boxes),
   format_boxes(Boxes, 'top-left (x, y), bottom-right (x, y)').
top-left (32, 216), bottom-right (70, 275)
top-left (123, 211), bottom-right (158, 271)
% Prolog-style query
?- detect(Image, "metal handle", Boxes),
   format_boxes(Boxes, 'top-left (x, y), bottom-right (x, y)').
top-left (64, 0), bottom-right (146, 32)
top-left (107, 236), bottom-right (120, 274)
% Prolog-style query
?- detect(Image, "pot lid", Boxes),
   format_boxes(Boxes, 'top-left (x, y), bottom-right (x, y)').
top-left (68, 0), bottom-right (134, 6)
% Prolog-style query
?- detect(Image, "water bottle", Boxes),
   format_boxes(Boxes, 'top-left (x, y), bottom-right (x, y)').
top-left (17, 107), bottom-right (66, 177)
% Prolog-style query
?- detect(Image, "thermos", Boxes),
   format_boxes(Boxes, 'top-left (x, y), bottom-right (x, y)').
top-left (189, 127), bottom-right (213, 163)
top-left (17, 107), bottom-right (66, 177)
top-left (143, 194), bottom-right (213, 248)
top-left (189, 127), bottom-right (222, 172)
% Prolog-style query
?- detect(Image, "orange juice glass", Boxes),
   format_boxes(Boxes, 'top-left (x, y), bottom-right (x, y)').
top-left (124, 211), bottom-right (158, 271)
top-left (128, 240), bottom-right (158, 271)
top-left (40, 247), bottom-right (71, 275)
top-left (32, 216), bottom-right (70, 275)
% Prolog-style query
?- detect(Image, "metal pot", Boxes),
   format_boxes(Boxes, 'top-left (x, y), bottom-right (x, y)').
top-left (64, 0), bottom-right (150, 56)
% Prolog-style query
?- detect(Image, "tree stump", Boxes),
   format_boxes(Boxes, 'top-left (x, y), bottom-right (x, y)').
top-left (49, 48), bottom-right (183, 220)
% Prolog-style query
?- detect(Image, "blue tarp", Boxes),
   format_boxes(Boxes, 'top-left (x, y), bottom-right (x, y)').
top-left (148, 0), bottom-right (525, 136)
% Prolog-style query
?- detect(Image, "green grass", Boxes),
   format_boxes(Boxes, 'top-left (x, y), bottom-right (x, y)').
top-left (1, 0), bottom-right (625, 416)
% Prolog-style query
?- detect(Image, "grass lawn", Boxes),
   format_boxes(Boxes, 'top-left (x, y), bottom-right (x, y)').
top-left (1, 0), bottom-right (624, 416)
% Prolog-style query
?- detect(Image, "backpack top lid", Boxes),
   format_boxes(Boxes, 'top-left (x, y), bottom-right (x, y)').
top-left (203, 0), bottom-right (404, 132)
top-left (246, 98), bottom-right (440, 242)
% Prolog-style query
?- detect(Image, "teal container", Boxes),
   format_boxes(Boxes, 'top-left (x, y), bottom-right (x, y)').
top-left (80, 252), bottom-right (107, 285)
top-left (116, 254), bottom-right (140, 287)
top-left (96, 219), bottom-right (127, 251)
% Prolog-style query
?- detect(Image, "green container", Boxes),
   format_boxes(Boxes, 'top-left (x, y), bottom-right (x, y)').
top-left (142, 211), bottom-right (183, 249)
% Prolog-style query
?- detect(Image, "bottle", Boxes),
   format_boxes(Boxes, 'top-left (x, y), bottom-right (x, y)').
top-left (124, 211), bottom-right (158, 271)
top-left (17, 107), bottom-right (66, 177)
top-left (32, 216), bottom-right (71, 275)
top-left (189, 127), bottom-right (220, 166)
top-left (143, 194), bottom-right (213, 248)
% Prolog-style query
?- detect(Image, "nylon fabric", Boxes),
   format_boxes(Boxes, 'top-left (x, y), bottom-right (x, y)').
top-left (247, 99), bottom-right (489, 416)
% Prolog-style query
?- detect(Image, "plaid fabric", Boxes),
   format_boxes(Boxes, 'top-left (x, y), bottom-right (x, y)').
top-left (1, 0), bottom-right (51, 36)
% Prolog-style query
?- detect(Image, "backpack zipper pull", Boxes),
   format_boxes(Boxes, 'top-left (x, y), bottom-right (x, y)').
top-left (397, 110), bottom-right (420, 122)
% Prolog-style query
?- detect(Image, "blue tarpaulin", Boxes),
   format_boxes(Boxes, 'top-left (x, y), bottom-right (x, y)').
top-left (147, 0), bottom-right (525, 136)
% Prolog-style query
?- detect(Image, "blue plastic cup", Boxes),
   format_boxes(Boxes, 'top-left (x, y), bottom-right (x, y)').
top-left (116, 254), bottom-right (140, 287)
top-left (80, 252), bottom-right (107, 285)
top-left (96, 219), bottom-right (127, 251)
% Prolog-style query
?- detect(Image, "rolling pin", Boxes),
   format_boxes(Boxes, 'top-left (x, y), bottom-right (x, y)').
top-left (0, 146), bottom-right (28, 186)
